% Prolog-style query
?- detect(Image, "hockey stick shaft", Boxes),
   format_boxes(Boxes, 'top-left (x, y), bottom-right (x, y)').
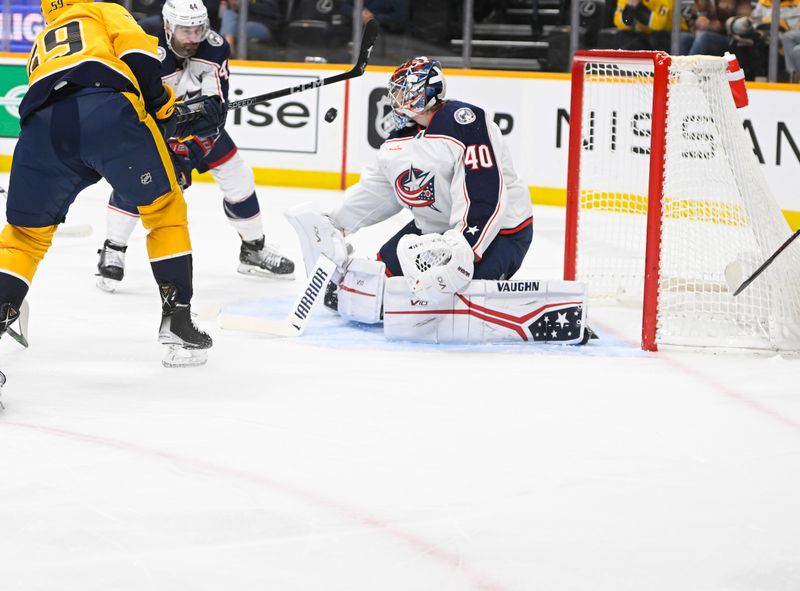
top-left (176, 19), bottom-right (379, 125)
top-left (219, 254), bottom-right (338, 337)
top-left (733, 228), bottom-right (800, 296)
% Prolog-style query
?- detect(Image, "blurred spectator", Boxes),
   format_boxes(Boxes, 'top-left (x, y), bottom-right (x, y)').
top-left (751, 0), bottom-right (800, 79)
top-left (727, 0), bottom-right (800, 79)
top-left (130, 0), bottom-right (163, 34)
top-left (221, 0), bottom-right (284, 46)
top-left (783, 25), bottom-right (800, 81)
top-left (686, 0), bottom-right (738, 55)
top-left (341, 0), bottom-right (408, 32)
top-left (613, 0), bottom-right (694, 53)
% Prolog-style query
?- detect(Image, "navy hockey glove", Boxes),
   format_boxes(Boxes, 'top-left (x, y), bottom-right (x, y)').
top-left (173, 95), bottom-right (227, 140)
top-left (168, 136), bottom-right (215, 190)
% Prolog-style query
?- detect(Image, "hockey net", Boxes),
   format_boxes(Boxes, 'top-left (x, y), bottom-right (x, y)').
top-left (564, 51), bottom-right (800, 351)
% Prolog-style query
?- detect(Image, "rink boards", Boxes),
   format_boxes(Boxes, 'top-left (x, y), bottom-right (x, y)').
top-left (0, 55), bottom-right (797, 226)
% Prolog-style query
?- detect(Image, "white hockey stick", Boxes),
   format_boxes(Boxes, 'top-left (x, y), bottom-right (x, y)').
top-left (1, 187), bottom-right (92, 238)
top-left (219, 254), bottom-right (338, 337)
top-left (55, 223), bottom-right (93, 238)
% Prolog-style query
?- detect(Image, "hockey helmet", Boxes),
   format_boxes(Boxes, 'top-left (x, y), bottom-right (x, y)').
top-left (41, 0), bottom-right (92, 24)
top-left (163, 0), bottom-right (210, 58)
top-left (388, 57), bottom-right (446, 126)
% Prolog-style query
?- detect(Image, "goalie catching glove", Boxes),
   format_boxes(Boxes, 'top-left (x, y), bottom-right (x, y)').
top-left (397, 230), bottom-right (474, 294)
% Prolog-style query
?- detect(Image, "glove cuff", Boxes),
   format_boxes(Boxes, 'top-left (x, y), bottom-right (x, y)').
top-left (153, 84), bottom-right (176, 122)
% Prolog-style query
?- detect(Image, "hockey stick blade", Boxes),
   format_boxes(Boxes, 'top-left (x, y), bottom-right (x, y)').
top-left (56, 223), bottom-right (93, 238)
top-left (218, 314), bottom-right (301, 337)
top-left (2, 188), bottom-right (91, 238)
top-left (727, 228), bottom-right (800, 296)
top-left (219, 254), bottom-right (338, 337)
top-left (176, 20), bottom-right (378, 126)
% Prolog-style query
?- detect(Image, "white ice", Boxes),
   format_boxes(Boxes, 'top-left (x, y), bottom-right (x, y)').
top-left (1, 176), bottom-right (799, 591)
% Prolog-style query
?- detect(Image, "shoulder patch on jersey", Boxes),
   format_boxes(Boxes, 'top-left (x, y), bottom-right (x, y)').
top-left (157, 46), bottom-right (167, 62)
top-left (454, 107), bottom-right (476, 125)
top-left (207, 31), bottom-right (223, 47)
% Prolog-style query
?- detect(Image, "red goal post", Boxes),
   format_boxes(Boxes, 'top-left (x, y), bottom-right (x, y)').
top-left (563, 50), bottom-right (800, 353)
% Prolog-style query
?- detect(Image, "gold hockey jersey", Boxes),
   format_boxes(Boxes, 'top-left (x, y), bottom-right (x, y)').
top-left (21, 0), bottom-right (163, 122)
top-left (614, 0), bottom-right (686, 32)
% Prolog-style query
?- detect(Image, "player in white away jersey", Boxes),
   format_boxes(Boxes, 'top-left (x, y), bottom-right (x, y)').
top-left (330, 57), bottom-right (533, 280)
top-left (285, 56), bottom-right (575, 343)
top-left (95, 0), bottom-right (294, 292)
top-left (291, 56), bottom-right (532, 291)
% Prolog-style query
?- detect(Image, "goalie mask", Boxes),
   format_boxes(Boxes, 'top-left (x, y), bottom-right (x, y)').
top-left (163, 0), bottom-right (210, 59)
top-left (388, 57), bottom-right (446, 130)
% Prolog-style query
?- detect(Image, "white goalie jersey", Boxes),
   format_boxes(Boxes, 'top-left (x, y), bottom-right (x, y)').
top-left (331, 100), bottom-right (532, 260)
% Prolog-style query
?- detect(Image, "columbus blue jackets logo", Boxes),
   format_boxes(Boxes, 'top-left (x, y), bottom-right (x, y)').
top-left (394, 165), bottom-right (436, 208)
top-left (454, 107), bottom-right (476, 125)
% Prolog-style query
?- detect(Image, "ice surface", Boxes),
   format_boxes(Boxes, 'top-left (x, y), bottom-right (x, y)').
top-left (1, 176), bottom-right (799, 591)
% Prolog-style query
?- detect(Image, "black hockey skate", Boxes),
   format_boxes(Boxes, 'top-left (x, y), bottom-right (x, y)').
top-left (96, 239), bottom-right (127, 292)
top-left (0, 301), bottom-right (27, 348)
top-left (578, 325), bottom-right (599, 345)
top-left (158, 284), bottom-right (212, 368)
top-left (238, 236), bottom-right (295, 279)
top-left (323, 280), bottom-right (339, 312)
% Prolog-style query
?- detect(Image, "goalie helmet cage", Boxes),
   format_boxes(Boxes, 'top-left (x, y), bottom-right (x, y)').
top-left (563, 50), bottom-right (800, 352)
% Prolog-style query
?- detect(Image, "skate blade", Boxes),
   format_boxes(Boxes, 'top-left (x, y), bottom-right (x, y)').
top-left (237, 264), bottom-right (295, 280)
top-left (6, 300), bottom-right (29, 348)
top-left (162, 345), bottom-right (208, 368)
top-left (96, 276), bottom-right (121, 293)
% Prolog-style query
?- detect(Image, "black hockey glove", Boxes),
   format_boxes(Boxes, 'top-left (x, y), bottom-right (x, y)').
top-left (173, 95), bottom-right (227, 140)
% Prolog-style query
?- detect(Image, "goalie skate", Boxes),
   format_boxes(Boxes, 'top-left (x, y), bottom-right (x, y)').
top-left (158, 284), bottom-right (212, 368)
top-left (238, 237), bottom-right (295, 279)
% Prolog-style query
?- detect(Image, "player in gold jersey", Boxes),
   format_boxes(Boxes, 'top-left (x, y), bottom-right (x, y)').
top-left (0, 0), bottom-right (226, 368)
top-left (614, 0), bottom-right (693, 52)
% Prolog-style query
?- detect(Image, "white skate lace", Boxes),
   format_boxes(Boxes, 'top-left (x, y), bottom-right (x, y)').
top-left (258, 243), bottom-right (285, 269)
top-left (102, 245), bottom-right (125, 269)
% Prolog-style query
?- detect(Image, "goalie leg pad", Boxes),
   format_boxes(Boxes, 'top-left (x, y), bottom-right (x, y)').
top-left (384, 278), bottom-right (589, 343)
top-left (285, 203), bottom-right (349, 276)
top-left (338, 258), bottom-right (386, 324)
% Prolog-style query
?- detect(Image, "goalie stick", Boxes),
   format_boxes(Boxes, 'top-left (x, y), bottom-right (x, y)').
top-left (725, 228), bottom-right (800, 296)
top-left (219, 254), bottom-right (338, 337)
top-left (175, 19), bottom-right (379, 126)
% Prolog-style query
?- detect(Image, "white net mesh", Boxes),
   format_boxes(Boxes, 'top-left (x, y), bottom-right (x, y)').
top-left (573, 54), bottom-right (800, 350)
